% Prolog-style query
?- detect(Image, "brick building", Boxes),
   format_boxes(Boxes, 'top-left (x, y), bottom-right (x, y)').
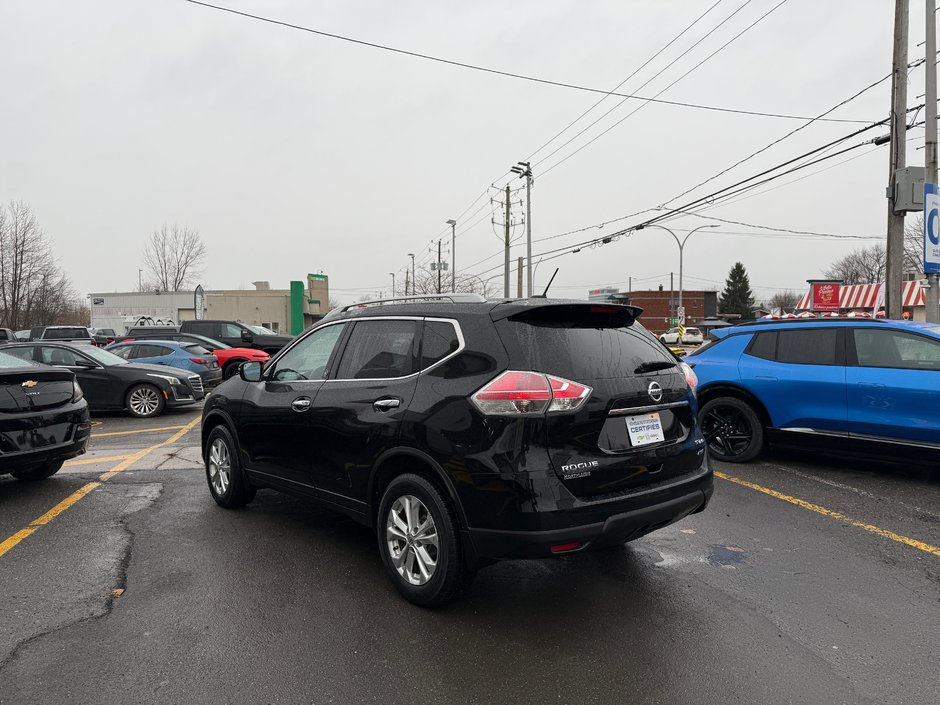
top-left (588, 287), bottom-right (718, 335)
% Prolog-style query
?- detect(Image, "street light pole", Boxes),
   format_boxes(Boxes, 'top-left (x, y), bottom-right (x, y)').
top-left (446, 219), bottom-right (457, 293)
top-left (407, 253), bottom-right (415, 296)
top-left (636, 224), bottom-right (719, 311)
top-left (389, 272), bottom-right (395, 298)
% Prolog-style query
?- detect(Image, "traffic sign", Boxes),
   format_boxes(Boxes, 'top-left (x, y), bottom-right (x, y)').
top-left (677, 306), bottom-right (686, 325)
top-left (925, 183), bottom-right (940, 274)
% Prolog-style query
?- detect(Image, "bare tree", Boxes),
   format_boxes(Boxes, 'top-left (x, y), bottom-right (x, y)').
top-left (823, 223), bottom-right (925, 285)
top-left (409, 268), bottom-right (500, 297)
top-left (0, 201), bottom-right (79, 329)
top-left (143, 224), bottom-right (207, 291)
top-left (765, 290), bottom-right (801, 312)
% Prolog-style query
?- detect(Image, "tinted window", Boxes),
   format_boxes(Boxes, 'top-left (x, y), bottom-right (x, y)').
top-left (183, 344), bottom-right (211, 355)
top-left (0, 330), bottom-right (8, 341)
top-left (132, 344), bottom-right (171, 358)
top-left (500, 319), bottom-right (674, 380)
top-left (272, 323), bottom-right (347, 381)
top-left (776, 329), bottom-right (838, 365)
top-left (421, 321), bottom-right (460, 368)
top-left (853, 329), bottom-right (940, 371)
top-left (335, 320), bottom-right (418, 380)
top-left (1, 347), bottom-right (35, 364)
top-left (186, 322), bottom-right (215, 336)
top-left (41, 346), bottom-right (83, 366)
top-left (746, 331), bottom-right (777, 360)
top-left (43, 327), bottom-right (89, 339)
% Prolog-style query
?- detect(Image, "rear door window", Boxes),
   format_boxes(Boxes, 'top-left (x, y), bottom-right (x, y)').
top-left (853, 329), bottom-right (940, 370)
top-left (40, 346), bottom-right (83, 366)
top-left (1, 347), bottom-right (36, 363)
top-left (775, 329), bottom-right (840, 365)
top-left (335, 320), bottom-right (418, 380)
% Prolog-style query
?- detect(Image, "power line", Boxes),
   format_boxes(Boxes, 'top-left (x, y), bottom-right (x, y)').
top-left (538, 0), bottom-right (794, 176)
top-left (523, 0), bottom-right (726, 163)
top-left (183, 0), bottom-right (872, 124)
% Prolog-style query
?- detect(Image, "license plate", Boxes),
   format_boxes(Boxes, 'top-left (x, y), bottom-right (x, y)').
top-left (626, 412), bottom-right (665, 447)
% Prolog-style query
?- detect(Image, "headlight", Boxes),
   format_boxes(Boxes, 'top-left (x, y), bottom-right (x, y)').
top-left (146, 373), bottom-right (182, 386)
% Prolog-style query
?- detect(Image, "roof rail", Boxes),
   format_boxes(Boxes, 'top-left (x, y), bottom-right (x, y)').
top-left (338, 293), bottom-right (487, 313)
top-left (738, 317), bottom-right (889, 326)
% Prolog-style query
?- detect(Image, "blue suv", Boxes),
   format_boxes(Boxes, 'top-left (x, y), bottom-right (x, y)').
top-left (107, 340), bottom-right (223, 386)
top-left (686, 319), bottom-right (940, 462)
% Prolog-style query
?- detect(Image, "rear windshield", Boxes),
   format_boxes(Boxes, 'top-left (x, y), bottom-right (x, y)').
top-left (183, 344), bottom-right (212, 355)
top-left (497, 314), bottom-right (674, 380)
top-left (685, 328), bottom-right (701, 335)
top-left (43, 327), bottom-right (89, 339)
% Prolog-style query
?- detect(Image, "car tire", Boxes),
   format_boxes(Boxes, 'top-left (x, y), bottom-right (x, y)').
top-left (11, 461), bottom-right (64, 481)
top-left (699, 396), bottom-right (764, 463)
top-left (205, 425), bottom-right (256, 508)
top-left (223, 360), bottom-right (245, 380)
top-left (126, 383), bottom-right (166, 418)
top-left (377, 473), bottom-right (472, 607)
top-left (660, 337), bottom-right (668, 344)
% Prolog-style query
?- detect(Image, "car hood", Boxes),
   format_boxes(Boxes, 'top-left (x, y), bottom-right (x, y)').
top-left (225, 347), bottom-right (270, 357)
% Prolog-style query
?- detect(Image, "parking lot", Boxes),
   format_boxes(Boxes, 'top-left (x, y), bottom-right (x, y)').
top-left (0, 406), bottom-right (935, 704)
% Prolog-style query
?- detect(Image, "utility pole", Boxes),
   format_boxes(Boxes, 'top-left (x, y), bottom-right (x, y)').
top-left (511, 162), bottom-right (533, 296)
top-left (504, 185), bottom-right (511, 298)
top-left (404, 269), bottom-right (410, 297)
top-left (926, 0), bottom-right (940, 323)
top-left (670, 272), bottom-right (675, 320)
top-left (885, 0), bottom-right (909, 320)
top-left (389, 272), bottom-right (395, 298)
top-left (517, 257), bottom-right (523, 297)
top-left (628, 276), bottom-right (632, 293)
top-left (408, 253), bottom-right (416, 296)
top-left (437, 240), bottom-right (443, 294)
top-left (138, 269), bottom-right (143, 291)
top-left (446, 219), bottom-right (457, 293)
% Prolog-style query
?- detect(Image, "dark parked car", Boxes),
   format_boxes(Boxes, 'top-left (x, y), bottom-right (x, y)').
top-left (181, 320), bottom-right (292, 354)
top-left (201, 295), bottom-right (712, 605)
top-left (0, 343), bottom-right (204, 418)
top-left (687, 318), bottom-right (940, 462)
top-left (90, 327), bottom-right (117, 346)
top-left (0, 350), bottom-right (90, 480)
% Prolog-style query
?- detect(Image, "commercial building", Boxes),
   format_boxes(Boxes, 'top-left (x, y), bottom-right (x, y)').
top-left (90, 274), bottom-right (330, 334)
top-left (588, 287), bottom-right (718, 335)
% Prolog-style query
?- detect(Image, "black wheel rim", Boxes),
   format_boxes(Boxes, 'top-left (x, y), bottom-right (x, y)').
top-left (702, 405), bottom-right (753, 457)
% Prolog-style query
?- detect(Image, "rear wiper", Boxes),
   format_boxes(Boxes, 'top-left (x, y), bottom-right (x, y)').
top-left (634, 361), bottom-right (676, 374)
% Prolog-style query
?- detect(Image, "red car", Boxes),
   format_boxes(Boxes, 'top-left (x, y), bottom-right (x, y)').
top-left (109, 332), bottom-right (270, 379)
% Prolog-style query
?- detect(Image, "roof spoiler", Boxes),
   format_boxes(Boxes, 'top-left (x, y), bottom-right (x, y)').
top-left (489, 300), bottom-right (643, 324)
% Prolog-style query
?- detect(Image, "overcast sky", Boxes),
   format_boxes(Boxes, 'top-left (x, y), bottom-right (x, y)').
top-left (0, 0), bottom-right (930, 303)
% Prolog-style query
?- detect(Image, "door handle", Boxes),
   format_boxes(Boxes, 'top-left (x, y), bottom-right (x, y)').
top-left (373, 398), bottom-right (401, 411)
top-left (291, 397), bottom-right (312, 412)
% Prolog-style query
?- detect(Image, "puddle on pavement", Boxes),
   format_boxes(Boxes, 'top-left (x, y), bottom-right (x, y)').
top-left (707, 544), bottom-right (747, 566)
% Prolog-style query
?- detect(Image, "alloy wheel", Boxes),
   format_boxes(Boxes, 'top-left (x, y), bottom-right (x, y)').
top-left (702, 405), bottom-right (753, 457)
top-left (207, 438), bottom-right (231, 496)
top-left (386, 495), bottom-right (439, 586)
top-left (129, 387), bottom-right (160, 416)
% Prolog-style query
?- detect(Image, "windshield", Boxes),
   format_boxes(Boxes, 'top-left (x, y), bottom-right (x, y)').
top-left (82, 346), bottom-right (129, 366)
top-left (245, 324), bottom-right (277, 336)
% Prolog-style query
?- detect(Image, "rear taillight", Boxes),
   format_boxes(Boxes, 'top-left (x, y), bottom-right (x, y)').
top-left (470, 371), bottom-right (592, 416)
top-left (681, 362), bottom-right (698, 397)
top-left (72, 380), bottom-right (84, 403)
top-left (190, 357), bottom-right (210, 365)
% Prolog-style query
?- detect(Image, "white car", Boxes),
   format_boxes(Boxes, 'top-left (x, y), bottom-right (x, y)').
top-left (660, 327), bottom-right (704, 345)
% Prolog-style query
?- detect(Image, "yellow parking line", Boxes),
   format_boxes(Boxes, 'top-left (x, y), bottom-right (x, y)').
top-left (0, 417), bottom-right (201, 559)
top-left (93, 425), bottom-right (186, 438)
top-left (715, 470), bottom-right (940, 558)
top-left (63, 454), bottom-right (133, 467)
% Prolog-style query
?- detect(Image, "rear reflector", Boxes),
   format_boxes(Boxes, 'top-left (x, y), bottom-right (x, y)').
top-left (550, 542), bottom-right (582, 554)
top-left (471, 370), bottom-right (592, 416)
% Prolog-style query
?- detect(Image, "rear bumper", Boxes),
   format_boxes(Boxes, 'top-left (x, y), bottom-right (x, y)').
top-left (0, 404), bottom-right (91, 472)
top-left (465, 470), bottom-right (713, 561)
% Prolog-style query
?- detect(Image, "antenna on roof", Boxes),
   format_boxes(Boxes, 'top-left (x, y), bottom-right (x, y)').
top-left (534, 269), bottom-right (559, 299)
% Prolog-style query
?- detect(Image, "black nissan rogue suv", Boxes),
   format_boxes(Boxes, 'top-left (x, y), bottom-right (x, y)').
top-left (201, 295), bottom-right (713, 605)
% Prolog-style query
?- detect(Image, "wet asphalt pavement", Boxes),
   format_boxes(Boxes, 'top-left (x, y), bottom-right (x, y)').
top-left (1, 408), bottom-right (938, 705)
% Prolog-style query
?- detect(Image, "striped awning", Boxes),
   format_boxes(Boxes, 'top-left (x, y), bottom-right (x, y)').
top-left (795, 281), bottom-right (925, 311)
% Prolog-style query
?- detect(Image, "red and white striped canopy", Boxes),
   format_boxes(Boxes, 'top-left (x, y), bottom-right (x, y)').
top-left (795, 281), bottom-right (925, 311)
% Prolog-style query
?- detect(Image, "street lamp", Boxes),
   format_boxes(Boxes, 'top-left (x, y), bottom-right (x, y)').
top-left (389, 272), bottom-right (395, 298)
top-left (635, 223), bottom-right (719, 312)
top-left (407, 253), bottom-right (415, 295)
top-left (446, 219), bottom-right (457, 293)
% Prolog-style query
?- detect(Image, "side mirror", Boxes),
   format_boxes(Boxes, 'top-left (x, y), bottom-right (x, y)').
top-left (240, 361), bottom-right (263, 382)
top-left (75, 359), bottom-right (97, 368)
top-left (240, 330), bottom-right (253, 343)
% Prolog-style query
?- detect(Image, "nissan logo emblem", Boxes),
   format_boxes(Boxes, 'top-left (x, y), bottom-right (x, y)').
top-left (647, 381), bottom-right (663, 403)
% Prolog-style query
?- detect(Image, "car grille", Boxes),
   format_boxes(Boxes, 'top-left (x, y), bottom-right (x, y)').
top-left (188, 376), bottom-right (204, 394)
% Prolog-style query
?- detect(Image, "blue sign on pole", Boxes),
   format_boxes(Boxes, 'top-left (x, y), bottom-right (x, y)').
top-left (926, 183), bottom-right (940, 274)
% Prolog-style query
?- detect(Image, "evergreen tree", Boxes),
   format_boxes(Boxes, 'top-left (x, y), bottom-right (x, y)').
top-left (719, 262), bottom-right (755, 316)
